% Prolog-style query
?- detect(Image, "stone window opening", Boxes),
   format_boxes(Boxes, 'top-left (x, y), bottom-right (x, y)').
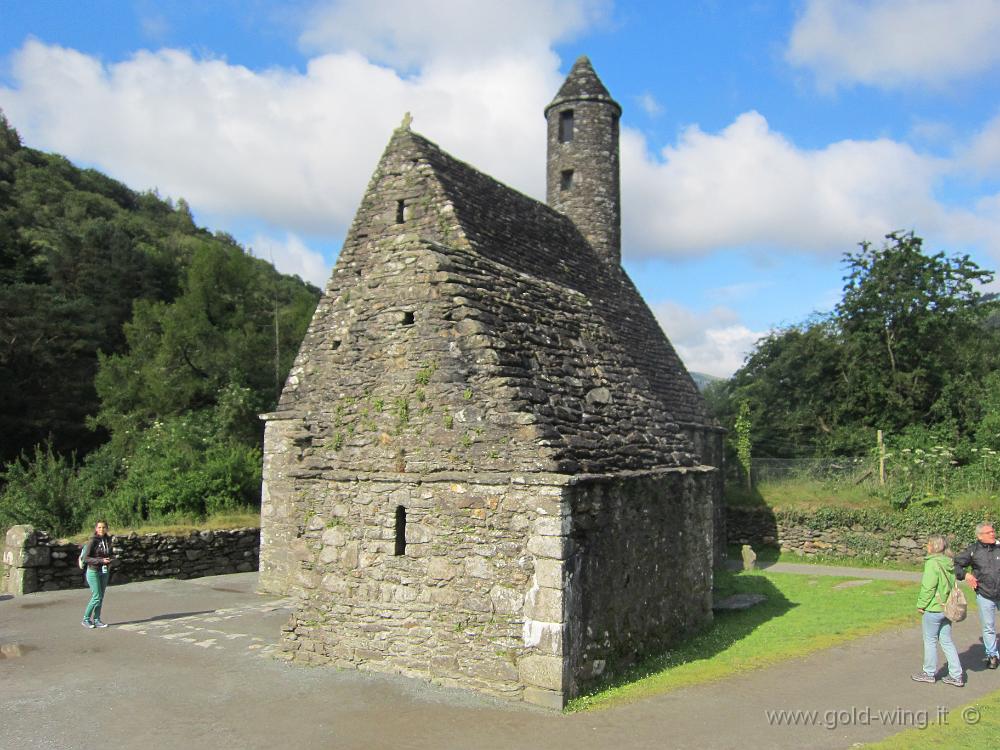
top-left (396, 199), bottom-right (407, 223)
top-left (394, 506), bottom-right (407, 555)
top-left (331, 339), bottom-right (341, 351)
top-left (560, 169), bottom-right (574, 191)
top-left (402, 311), bottom-right (415, 326)
top-left (558, 109), bottom-right (574, 143)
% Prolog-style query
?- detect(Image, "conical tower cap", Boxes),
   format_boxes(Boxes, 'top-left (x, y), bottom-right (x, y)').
top-left (545, 56), bottom-right (621, 116)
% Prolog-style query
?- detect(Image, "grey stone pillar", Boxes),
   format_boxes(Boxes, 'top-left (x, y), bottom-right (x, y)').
top-left (2, 525), bottom-right (49, 596)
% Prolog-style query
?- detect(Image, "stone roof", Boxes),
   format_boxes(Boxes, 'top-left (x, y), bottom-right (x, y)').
top-left (275, 127), bottom-right (714, 475)
top-left (544, 56), bottom-right (621, 117)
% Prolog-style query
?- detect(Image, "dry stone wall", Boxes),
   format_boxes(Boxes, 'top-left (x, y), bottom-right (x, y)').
top-left (726, 507), bottom-right (928, 565)
top-left (2, 524), bottom-right (259, 595)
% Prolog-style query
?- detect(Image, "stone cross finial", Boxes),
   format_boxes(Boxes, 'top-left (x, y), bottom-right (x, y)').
top-left (400, 112), bottom-right (413, 130)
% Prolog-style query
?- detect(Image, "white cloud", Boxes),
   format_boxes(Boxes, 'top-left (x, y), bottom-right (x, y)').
top-left (621, 112), bottom-right (948, 257)
top-left (962, 111), bottom-right (1000, 174)
top-left (787, 0), bottom-right (1000, 90)
top-left (138, 12), bottom-right (170, 43)
top-left (248, 232), bottom-right (330, 288)
top-left (907, 118), bottom-right (955, 146)
top-left (635, 92), bottom-right (662, 117)
top-left (3, 21), bottom-right (1000, 279)
top-left (652, 302), bottom-right (766, 378)
top-left (299, 0), bottom-right (610, 67)
top-left (0, 39), bottom-right (559, 238)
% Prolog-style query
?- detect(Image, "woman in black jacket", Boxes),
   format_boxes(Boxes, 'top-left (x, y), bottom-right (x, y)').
top-left (81, 520), bottom-right (114, 628)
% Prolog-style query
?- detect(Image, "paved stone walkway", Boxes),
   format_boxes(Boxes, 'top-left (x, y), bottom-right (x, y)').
top-left (1, 566), bottom-right (993, 749)
top-left (734, 559), bottom-right (923, 581)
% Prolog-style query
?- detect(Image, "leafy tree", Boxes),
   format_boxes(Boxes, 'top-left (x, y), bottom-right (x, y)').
top-left (99, 411), bottom-right (262, 525)
top-left (836, 231), bottom-right (996, 434)
top-left (93, 239), bottom-right (317, 441)
top-left (976, 372), bottom-right (1000, 452)
top-left (0, 115), bottom-right (320, 469)
top-left (715, 232), bottom-right (1000, 459)
top-left (734, 400), bottom-right (753, 488)
top-left (727, 318), bottom-right (849, 456)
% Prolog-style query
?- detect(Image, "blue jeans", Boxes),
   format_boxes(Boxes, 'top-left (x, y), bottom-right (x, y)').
top-left (977, 593), bottom-right (998, 658)
top-left (922, 611), bottom-right (962, 679)
top-left (84, 568), bottom-right (110, 622)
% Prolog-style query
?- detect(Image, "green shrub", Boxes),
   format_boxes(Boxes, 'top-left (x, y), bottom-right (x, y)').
top-left (842, 530), bottom-right (890, 561)
top-left (0, 442), bottom-right (87, 537)
top-left (103, 414), bottom-right (261, 526)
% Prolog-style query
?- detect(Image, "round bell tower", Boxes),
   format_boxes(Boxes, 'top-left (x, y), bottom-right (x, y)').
top-left (545, 56), bottom-right (622, 266)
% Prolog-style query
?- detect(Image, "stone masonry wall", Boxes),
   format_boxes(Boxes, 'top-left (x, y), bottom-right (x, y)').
top-left (564, 469), bottom-right (715, 696)
top-left (276, 472), bottom-right (568, 705)
top-left (683, 424), bottom-right (726, 567)
top-left (726, 507), bottom-right (928, 565)
top-left (267, 460), bottom-right (716, 708)
top-left (2, 524), bottom-right (259, 596)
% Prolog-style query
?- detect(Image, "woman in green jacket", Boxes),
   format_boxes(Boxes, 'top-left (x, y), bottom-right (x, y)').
top-left (913, 535), bottom-right (964, 686)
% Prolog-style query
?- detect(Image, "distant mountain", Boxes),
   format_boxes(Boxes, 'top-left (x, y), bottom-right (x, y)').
top-left (690, 371), bottom-right (722, 391)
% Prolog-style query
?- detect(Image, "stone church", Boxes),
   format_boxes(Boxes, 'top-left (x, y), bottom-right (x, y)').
top-left (259, 56), bottom-right (723, 709)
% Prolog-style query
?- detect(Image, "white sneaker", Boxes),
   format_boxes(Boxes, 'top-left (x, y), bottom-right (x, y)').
top-left (81, 619), bottom-right (95, 629)
top-left (93, 619), bottom-right (109, 628)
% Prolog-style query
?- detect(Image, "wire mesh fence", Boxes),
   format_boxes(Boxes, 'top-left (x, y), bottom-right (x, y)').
top-left (728, 452), bottom-right (1000, 504)
top-left (749, 457), bottom-right (873, 485)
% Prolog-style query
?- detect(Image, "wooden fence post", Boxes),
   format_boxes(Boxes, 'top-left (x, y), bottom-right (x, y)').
top-left (878, 429), bottom-right (886, 485)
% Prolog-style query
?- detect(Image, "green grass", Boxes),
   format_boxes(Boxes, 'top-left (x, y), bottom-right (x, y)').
top-left (68, 510), bottom-right (260, 542)
top-left (727, 477), bottom-right (1000, 515)
top-left (567, 569), bottom-right (918, 712)
top-left (863, 688), bottom-right (1000, 747)
top-left (727, 478), bottom-right (881, 510)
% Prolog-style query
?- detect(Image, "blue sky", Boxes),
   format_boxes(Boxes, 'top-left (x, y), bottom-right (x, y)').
top-left (2, 0), bottom-right (1000, 377)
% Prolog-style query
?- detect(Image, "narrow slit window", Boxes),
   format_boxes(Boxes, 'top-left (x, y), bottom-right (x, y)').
top-left (560, 169), bottom-right (574, 191)
top-left (402, 311), bottom-right (414, 326)
top-left (394, 505), bottom-right (407, 556)
top-left (558, 109), bottom-right (574, 143)
top-left (396, 199), bottom-right (406, 223)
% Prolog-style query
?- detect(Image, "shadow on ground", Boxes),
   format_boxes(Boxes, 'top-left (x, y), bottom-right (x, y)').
top-left (959, 641), bottom-right (992, 676)
top-left (112, 610), bottom-right (217, 626)
top-left (572, 569), bottom-right (793, 703)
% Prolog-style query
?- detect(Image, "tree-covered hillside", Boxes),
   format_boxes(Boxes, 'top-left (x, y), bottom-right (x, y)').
top-left (0, 111), bottom-right (321, 534)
